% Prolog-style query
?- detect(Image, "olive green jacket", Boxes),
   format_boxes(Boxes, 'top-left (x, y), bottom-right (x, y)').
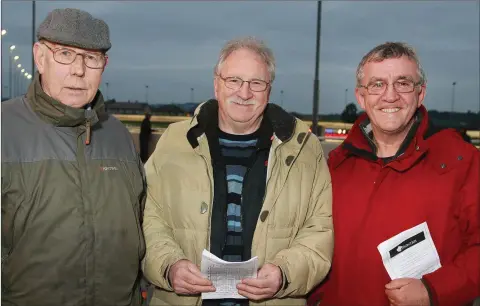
top-left (2, 74), bottom-right (146, 306)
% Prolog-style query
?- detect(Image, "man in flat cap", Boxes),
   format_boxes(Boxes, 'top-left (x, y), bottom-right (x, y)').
top-left (2, 8), bottom-right (146, 306)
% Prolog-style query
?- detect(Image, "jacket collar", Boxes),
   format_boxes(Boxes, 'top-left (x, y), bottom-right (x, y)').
top-left (26, 72), bottom-right (106, 127)
top-left (186, 99), bottom-right (296, 149)
top-left (330, 105), bottom-right (431, 171)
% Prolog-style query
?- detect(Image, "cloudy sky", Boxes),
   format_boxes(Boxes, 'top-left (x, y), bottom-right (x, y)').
top-left (1, 0), bottom-right (479, 114)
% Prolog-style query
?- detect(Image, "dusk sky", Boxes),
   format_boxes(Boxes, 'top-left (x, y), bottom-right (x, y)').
top-left (1, 0), bottom-right (479, 114)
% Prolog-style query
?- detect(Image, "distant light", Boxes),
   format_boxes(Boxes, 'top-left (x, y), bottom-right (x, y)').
top-left (17, 64), bottom-right (21, 68)
top-left (27, 75), bottom-right (32, 79)
top-left (343, 129), bottom-right (347, 134)
top-left (10, 45), bottom-right (15, 50)
top-left (13, 55), bottom-right (19, 60)
top-left (337, 129), bottom-right (342, 134)
top-left (1, 30), bottom-right (6, 35)
top-left (24, 72), bottom-right (28, 76)
top-left (21, 68), bottom-right (25, 73)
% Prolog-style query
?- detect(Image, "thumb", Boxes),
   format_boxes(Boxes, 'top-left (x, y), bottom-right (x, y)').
top-left (257, 264), bottom-right (271, 278)
top-left (385, 278), bottom-right (412, 290)
top-left (187, 261), bottom-right (204, 278)
top-left (258, 263), bottom-right (277, 279)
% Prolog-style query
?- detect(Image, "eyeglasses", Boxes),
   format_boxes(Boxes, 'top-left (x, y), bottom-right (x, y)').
top-left (217, 75), bottom-right (270, 92)
top-left (42, 43), bottom-right (107, 69)
top-left (359, 79), bottom-right (422, 95)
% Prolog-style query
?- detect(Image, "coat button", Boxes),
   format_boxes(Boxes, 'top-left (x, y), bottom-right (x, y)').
top-left (297, 132), bottom-right (306, 144)
top-left (200, 202), bottom-right (208, 214)
top-left (457, 155), bottom-right (463, 160)
top-left (285, 155), bottom-right (294, 166)
top-left (260, 211), bottom-right (269, 222)
top-left (415, 145), bottom-right (420, 151)
top-left (440, 163), bottom-right (446, 169)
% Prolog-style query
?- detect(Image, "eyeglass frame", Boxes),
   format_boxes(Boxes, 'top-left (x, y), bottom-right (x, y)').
top-left (41, 42), bottom-right (108, 69)
top-left (358, 78), bottom-right (423, 95)
top-left (216, 74), bottom-right (271, 92)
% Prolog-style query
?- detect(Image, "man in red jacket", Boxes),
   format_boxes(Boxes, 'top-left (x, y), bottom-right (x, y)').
top-left (308, 42), bottom-right (480, 306)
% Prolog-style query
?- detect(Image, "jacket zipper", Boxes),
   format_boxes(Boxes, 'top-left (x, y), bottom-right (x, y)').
top-left (85, 119), bottom-right (91, 145)
top-left (76, 125), bottom-right (94, 305)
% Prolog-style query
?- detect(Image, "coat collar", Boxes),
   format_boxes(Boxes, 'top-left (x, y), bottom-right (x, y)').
top-left (26, 72), bottom-right (106, 127)
top-left (186, 99), bottom-right (296, 149)
top-left (329, 105), bottom-right (433, 171)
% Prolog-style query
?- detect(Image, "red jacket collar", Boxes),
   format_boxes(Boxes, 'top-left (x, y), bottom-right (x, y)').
top-left (329, 105), bottom-right (430, 171)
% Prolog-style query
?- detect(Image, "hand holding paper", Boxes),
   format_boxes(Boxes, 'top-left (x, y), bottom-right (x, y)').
top-left (377, 222), bottom-right (441, 280)
top-left (169, 259), bottom-right (216, 295)
top-left (237, 263), bottom-right (282, 301)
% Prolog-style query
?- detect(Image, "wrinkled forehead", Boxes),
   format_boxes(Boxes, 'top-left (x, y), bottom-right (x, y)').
top-left (363, 56), bottom-right (419, 81)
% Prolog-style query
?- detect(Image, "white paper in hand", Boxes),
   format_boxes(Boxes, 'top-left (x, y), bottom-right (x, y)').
top-left (377, 222), bottom-right (441, 280)
top-left (200, 249), bottom-right (258, 299)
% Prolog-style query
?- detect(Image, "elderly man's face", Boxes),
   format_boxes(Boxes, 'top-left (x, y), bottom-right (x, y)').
top-left (34, 41), bottom-right (105, 108)
top-left (214, 48), bottom-right (271, 128)
top-left (355, 56), bottom-right (426, 136)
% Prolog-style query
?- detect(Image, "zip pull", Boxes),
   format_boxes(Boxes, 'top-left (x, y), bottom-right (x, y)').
top-left (85, 104), bottom-right (92, 145)
top-left (85, 119), bottom-right (91, 145)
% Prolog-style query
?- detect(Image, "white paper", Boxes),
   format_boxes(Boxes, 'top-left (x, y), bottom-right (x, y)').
top-left (200, 249), bottom-right (258, 300)
top-left (377, 222), bottom-right (441, 280)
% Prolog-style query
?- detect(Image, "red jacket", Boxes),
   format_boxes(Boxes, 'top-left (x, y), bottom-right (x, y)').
top-left (309, 106), bottom-right (480, 306)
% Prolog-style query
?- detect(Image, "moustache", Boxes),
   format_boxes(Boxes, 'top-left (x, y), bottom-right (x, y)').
top-left (227, 97), bottom-right (257, 105)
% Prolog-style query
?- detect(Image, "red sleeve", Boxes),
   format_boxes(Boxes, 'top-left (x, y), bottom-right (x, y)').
top-left (307, 283), bottom-right (325, 306)
top-left (422, 149), bottom-right (480, 306)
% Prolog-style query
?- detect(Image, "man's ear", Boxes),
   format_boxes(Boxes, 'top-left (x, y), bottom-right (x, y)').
top-left (355, 87), bottom-right (366, 111)
top-left (213, 76), bottom-right (220, 101)
top-left (417, 84), bottom-right (426, 108)
top-left (266, 86), bottom-right (272, 103)
top-left (33, 42), bottom-right (46, 74)
top-left (102, 56), bottom-right (109, 73)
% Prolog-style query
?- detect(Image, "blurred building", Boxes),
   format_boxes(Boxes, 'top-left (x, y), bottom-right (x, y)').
top-left (104, 100), bottom-right (148, 114)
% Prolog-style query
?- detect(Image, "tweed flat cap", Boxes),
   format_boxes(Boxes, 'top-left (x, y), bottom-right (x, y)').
top-left (37, 8), bottom-right (111, 52)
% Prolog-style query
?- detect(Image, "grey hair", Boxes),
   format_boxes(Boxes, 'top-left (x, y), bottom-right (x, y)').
top-left (356, 42), bottom-right (427, 87)
top-left (214, 36), bottom-right (276, 82)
